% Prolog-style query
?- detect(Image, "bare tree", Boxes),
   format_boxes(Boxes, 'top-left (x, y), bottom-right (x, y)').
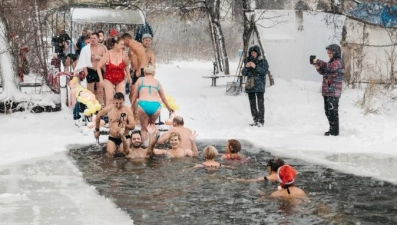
top-left (136, 0), bottom-right (231, 74)
top-left (0, 0), bottom-right (61, 112)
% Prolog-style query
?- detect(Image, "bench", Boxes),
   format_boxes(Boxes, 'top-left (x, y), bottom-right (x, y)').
top-left (0, 83), bottom-right (42, 88)
top-left (202, 75), bottom-right (242, 87)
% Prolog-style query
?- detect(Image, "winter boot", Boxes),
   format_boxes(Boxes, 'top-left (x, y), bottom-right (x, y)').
top-left (249, 122), bottom-right (259, 126)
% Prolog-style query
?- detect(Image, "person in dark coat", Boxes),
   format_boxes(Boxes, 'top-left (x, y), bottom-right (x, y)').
top-left (135, 21), bottom-right (154, 43)
top-left (76, 29), bottom-right (87, 55)
top-left (51, 29), bottom-right (71, 63)
top-left (312, 44), bottom-right (345, 136)
top-left (242, 45), bottom-right (269, 127)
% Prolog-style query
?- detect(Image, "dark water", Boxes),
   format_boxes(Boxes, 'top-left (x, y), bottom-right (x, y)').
top-left (67, 140), bottom-right (397, 225)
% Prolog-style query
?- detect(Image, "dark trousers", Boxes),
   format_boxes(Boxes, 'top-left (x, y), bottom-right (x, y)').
top-left (73, 102), bottom-right (86, 120)
top-left (323, 96), bottom-right (339, 135)
top-left (248, 92), bottom-right (265, 124)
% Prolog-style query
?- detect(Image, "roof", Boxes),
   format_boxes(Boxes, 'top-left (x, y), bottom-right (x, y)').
top-left (71, 8), bottom-right (145, 24)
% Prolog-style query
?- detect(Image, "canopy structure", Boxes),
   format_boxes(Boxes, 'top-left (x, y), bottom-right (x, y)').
top-left (71, 7), bottom-right (145, 24)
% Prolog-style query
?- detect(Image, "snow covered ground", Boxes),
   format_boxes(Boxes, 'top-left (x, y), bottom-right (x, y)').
top-left (1, 61), bottom-right (397, 224)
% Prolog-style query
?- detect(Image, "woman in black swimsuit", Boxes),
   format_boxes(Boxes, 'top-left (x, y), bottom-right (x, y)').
top-left (236, 158), bottom-right (285, 183)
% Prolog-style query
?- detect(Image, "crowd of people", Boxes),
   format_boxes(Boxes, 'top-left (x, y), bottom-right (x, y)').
top-left (55, 25), bottom-right (347, 203)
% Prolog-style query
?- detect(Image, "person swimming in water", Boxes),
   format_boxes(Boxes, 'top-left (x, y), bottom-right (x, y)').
top-left (270, 165), bottom-right (306, 199)
top-left (147, 124), bottom-right (198, 158)
top-left (194, 145), bottom-right (229, 168)
top-left (236, 158), bottom-right (285, 183)
top-left (94, 92), bottom-right (135, 156)
top-left (222, 139), bottom-right (246, 161)
top-left (119, 128), bottom-right (150, 160)
top-left (157, 116), bottom-right (195, 150)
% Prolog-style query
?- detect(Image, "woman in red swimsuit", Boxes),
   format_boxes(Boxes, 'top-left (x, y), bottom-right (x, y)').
top-left (97, 37), bottom-right (131, 106)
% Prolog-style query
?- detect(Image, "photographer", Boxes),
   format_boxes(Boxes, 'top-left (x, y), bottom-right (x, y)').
top-left (52, 29), bottom-right (71, 64)
top-left (242, 45), bottom-right (269, 127)
top-left (311, 44), bottom-right (345, 136)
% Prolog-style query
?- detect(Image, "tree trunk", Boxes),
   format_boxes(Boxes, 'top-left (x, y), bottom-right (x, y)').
top-left (209, 18), bottom-right (220, 74)
top-left (253, 22), bottom-right (274, 85)
top-left (0, 14), bottom-right (22, 101)
top-left (34, 0), bottom-right (48, 79)
top-left (239, 3), bottom-right (254, 75)
top-left (206, 0), bottom-right (230, 75)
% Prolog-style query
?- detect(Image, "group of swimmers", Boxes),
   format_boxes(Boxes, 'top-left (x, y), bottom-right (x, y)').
top-left (93, 108), bottom-right (306, 200)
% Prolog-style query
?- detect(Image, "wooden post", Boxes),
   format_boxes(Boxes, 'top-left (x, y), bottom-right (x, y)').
top-left (253, 22), bottom-right (275, 86)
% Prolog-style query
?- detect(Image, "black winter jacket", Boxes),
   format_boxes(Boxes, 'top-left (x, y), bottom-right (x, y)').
top-left (242, 45), bottom-right (269, 93)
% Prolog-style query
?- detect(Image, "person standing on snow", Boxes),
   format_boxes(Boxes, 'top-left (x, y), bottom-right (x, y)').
top-left (311, 44), bottom-right (345, 136)
top-left (242, 45), bottom-right (269, 127)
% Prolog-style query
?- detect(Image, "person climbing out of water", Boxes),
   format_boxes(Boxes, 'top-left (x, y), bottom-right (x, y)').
top-left (94, 92), bottom-right (135, 156)
top-left (270, 165), bottom-right (306, 199)
top-left (194, 145), bottom-right (230, 168)
top-left (236, 158), bottom-right (285, 183)
top-left (147, 124), bottom-right (199, 158)
top-left (221, 139), bottom-right (246, 161)
top-left (131, 65), bottom-right (174, 145)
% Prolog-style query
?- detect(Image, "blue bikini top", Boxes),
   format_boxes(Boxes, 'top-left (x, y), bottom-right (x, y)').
top-left (138, 77), bottom-right (160, 94)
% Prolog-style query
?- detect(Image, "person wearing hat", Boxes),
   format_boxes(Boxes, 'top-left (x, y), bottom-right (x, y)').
top-left (311, 44), bottom-right (345, 136)
top-left (270, 165), bottom-right (306, 198)
top-left (242, 45), bottom-right (269, 127)
top-left (105, 28), bottom-right (119, 50)
top-left (142, 33), bottom-right (156, 67)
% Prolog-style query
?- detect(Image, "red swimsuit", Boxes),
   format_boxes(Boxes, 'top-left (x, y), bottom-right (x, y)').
top-left (104, 52), bottom-right (125, 85)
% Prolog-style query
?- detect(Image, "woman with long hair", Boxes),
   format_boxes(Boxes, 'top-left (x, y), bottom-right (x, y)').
top-left (97, 37), bottom-right (131, 106)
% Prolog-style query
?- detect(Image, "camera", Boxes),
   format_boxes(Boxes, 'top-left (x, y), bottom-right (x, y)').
top-left (310, 55), bottom-right (316, 64)
top-left (118, 113), bottom-right (127, 126)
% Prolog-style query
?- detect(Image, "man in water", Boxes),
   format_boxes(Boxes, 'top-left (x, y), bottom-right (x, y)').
top-left (94, 92), bottom-right (135, 156)
top-left (157, 116), bottom-right (195, 149)
top-left (118, 129), bottom-right (150, 159)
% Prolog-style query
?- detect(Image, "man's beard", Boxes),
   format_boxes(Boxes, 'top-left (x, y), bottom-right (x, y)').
top-left (132, 142), bottom-right (142, 148)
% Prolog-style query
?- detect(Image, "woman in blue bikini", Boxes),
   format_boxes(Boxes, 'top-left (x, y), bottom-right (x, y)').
top-left (131, 65), bottom-right (173, 144)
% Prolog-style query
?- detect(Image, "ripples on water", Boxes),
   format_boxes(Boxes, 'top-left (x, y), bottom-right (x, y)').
top-left (68, 140), bottom-right (397, 225)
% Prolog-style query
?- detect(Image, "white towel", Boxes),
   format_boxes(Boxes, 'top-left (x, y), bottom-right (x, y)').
top-left (74, 43), bottom-right (92, 75)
